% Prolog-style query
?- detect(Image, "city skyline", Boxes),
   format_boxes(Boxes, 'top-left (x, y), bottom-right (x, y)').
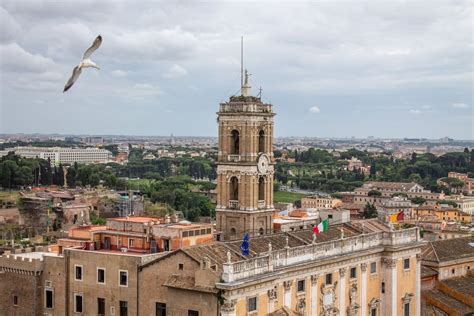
top-left (1, 1), bottom-right (472, 139)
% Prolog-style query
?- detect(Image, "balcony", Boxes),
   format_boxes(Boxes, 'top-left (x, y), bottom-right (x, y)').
top-left (229, 200), bottom-right (239, 210)
top-left (258, 200), bottom-right (265, 209)
top-left (228, 155), bottom-right (241, 162)
top-left (221, 227), bottom-right (420, 283)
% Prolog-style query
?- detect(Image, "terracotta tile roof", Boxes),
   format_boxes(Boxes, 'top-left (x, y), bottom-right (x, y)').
top-left (441, 275), bottom-right (474, 300)
top-left (224, 233), bottom-right (307, 258)
top-left (421, 236), bottom-right (474, 263)
top-left (288, 209), bottom-right (308, 218)
top-left (182, 243), bottom-right (244, 266)
top-left (421, 265), bottom-right (438, 278)
top-left (163, 274), bottom-right (218, 293)
top-left (289, 223), bottom-right (360, 244)
top-left (364, 181), bottom-right (419, 191)
top-left (422, 288), bottom-right (474, 315)
top-left (109, 216), bottom-right (161, 223)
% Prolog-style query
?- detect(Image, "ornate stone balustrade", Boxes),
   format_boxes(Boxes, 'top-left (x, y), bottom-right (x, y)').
top-left (219, 102), bottom-right (273, 113)
top-left (228, 155), bottom-right (241, 162)
top-left (228, 200), bottom-right (239, 210)
top-left (222, 228), bottom-right (419, 283)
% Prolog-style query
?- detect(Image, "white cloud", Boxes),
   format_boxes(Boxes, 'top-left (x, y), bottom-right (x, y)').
top-left (451, 102), bottom-right (469, 109)
top-left (0, 42), bottom-right (57, 73)
top-left (133, 83), bottom-right (162, 96)
top-left (111, 70), bottom-right (128, 78)
top-left (409, 109), bottom-right (422, 114)
top-left (309, 106), bottom-right (321, 114)
top-left (0, 1), bottom-right (472, 138)
top-left (163, 64), bottom-right (187, 79)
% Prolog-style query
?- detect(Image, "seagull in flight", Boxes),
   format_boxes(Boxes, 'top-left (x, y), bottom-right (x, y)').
top-left (63, 35), bottom-right (102, 92)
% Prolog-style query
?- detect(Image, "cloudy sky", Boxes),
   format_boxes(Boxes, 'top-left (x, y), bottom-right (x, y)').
top-left (0, 0), bottom-right (472, 139)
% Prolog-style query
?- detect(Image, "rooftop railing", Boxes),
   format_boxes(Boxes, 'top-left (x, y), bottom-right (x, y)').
top-left (222, 227), bottom-right (419, 282)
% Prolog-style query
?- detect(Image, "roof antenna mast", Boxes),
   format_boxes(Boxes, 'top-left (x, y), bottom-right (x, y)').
top-left (241, 36), bottom-right (244, 95)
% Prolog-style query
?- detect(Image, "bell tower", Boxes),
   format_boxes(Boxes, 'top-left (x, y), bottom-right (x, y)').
top-left (216, 71), bottom-right (276, 241)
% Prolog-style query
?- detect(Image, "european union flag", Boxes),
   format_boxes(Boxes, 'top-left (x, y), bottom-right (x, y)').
top-left (240, 233), bottom-right (250, 256)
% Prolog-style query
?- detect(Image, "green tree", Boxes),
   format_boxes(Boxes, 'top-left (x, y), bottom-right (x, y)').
top-left (0, 160), bottom-right (18, 188)
top-left (89, 174), bottom-right (101, 187)
top-left (15, 165), bottom-right (34, 186)
top-left (410, 197), bottom-right (426, 205)
top-left (362, 203), bottom-right (378, 219)
top-left (367, 190), bottom-right (382, 197)
top-left (66, 165), bottom-right (77, 187)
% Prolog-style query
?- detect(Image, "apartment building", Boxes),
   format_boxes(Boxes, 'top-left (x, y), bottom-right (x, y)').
top-left (413, 205), bottom-right (472, 223)
top-left (301, 195), bottom-right (342, 209)
top-left (0, 147), bottom-right (112, 166)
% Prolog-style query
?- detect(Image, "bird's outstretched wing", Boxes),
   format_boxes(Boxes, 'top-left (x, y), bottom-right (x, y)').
top-left (82, 35), bottom-right (102, 60)
top-left (63, 66), bottom-right (82, 92)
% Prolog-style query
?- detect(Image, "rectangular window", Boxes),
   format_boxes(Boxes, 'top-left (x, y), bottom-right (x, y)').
top-left (297, 279), bottom-right (305, 292)
top-left (371, 308), bottom-right (377, 316)
top-left (404, 258), bottom-right (410, 270)
top-left (13, 295), bottom-right (18, 306)
top-left (370, 262), bottom-right (377, 274)
top-left (119, 270), bottom-right (128, 287)
top-left (97, 268), bottom-right (106, 284)
top-left (350, 267), bottom-right (357, 279)
top-left (248, 296), bottom-right (257, 312)
top-left (182, 231), bottom-right (189, 237)
top-left (156, 302), bottom-right (166, 316)
top-left (75, 265), bottom-right (83, 281)
top-left (325, 273), bottom-right (333, 285)
top-left (120, 300), bottom-right (128, 316)
top-left (403, 303), bottom-right (410, 316)
top-left (188, 310), bottom-right (199, 316)
top-left (178, 263), bottom-right (184, 270)
top-left (74, 294), bottom-right (83, 313)
top-left (45, 289), bottom-right (54, 309)
top-left (128, 238), bottom-right (134, 247)
top-left (98, 298), bottom-right (105, 315)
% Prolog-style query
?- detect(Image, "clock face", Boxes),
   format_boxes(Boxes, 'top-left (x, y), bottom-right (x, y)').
top-left (257, 154), bottom-right (269, 174)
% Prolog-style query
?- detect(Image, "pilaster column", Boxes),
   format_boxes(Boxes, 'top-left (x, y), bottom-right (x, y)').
top-left (311, 274), bottom-right (319, 315)
top-left (361, 263), bottom-right (368, 316)
top-left (220, 299), bottom-right (236, 316)
top-left (283, 280), bottom-right (292, 308)
top-left (383, 258), bottom-right (397, 316)
top-left (416, 254), bottom-right (421, 316)
top-left (339, 268), bottom-right (347, 313)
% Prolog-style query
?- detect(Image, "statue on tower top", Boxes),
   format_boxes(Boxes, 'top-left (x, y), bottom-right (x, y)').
top-left (241, 69), bottom-right (252, 97)
top-left (244, 69), bottom-right (251, 85)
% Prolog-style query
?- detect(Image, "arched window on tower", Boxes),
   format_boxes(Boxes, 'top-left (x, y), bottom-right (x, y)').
top-left (258, 176), bottom-right (265, 201)
top-left (258, 130), bottom-right (265, 153)
top-left (230, 176), bottom-right (239, 201)
top-left (231, 130), bottom-right (240, 155)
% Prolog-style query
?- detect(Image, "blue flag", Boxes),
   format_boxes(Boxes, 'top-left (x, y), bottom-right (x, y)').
top-left (241, 233), bottom-right (250, 256)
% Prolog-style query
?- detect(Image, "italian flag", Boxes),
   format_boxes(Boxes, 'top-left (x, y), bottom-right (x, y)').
top-left (313, 219), bottom-right (329, 235)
